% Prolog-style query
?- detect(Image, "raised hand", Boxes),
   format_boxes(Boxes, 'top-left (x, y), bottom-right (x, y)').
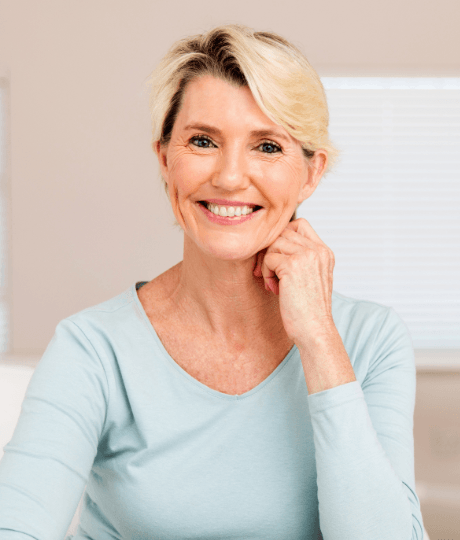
top-left (253, 218), bottom-right (336, 347)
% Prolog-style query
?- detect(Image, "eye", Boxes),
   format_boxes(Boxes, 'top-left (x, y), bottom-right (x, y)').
top-left (190, 135), bottom-right (216, 148)
top-left (189, 134), bottom-right (282, 154)
top-left (258, 140), bottom-right (282, 154)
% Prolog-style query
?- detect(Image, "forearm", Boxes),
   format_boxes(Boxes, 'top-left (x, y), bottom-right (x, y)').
top-left (307, 381), bottom-right (414, 539)
top-left (298, 326), bottom-right (416, 539)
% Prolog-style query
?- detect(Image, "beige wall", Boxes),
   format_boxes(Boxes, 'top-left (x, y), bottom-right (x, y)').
top-left (0, 0), bottom-right (459, 353)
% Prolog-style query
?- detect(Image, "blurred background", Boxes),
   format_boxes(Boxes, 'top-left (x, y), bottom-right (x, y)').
top-left (0, 1), bottom-right (459, 538)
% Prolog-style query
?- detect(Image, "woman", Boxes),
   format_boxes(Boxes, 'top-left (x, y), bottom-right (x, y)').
top-left (0, 24), bottom-right (424, 539)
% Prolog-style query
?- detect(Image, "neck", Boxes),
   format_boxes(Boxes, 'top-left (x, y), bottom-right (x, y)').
top-left (168, 236), bottom-right (288, 347)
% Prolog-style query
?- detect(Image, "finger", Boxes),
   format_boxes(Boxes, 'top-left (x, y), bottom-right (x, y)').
top-left (260, 252), bottom-right (285, 291)
top-left (260, 239), bottom-right (290, 281)
top-left (256, 249), bottom-right (266, 276)
top-left (262, 235), bottom-right (317, 258)
top-left (278, 227), bottom-right (311, 247)
top-left (286, 217), bottom-right (327, 246)
top-left (253, 253), bottom-right (261, 276)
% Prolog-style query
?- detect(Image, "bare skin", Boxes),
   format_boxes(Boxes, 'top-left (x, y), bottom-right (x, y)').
top-left (137, 265), bottom-right (295, 395)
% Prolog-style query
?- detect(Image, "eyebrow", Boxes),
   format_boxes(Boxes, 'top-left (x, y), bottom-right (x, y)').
top-left (183, 123), bottom-right (290, 143)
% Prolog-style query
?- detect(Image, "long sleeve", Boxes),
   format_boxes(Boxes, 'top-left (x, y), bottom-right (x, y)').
top-left (307, 307), bottom-right (424, 540)
top-left (0, 284), bottom-right (427, 539)
top-left (0, 319), bottom-right (109, 539)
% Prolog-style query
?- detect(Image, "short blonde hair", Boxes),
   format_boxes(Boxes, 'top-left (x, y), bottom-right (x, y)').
top-left (146, 23), bottom-right (338, 225)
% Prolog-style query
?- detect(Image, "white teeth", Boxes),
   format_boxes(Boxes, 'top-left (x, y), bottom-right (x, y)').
top-left (206, 203), bottom-right (253, 217)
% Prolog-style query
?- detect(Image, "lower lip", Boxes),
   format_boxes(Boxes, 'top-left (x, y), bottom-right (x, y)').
top-left (197, 202), bottom-right (262, 226)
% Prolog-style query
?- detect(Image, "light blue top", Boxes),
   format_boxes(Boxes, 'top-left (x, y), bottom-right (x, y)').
top-left (0, 282), bottom-right (425, 539)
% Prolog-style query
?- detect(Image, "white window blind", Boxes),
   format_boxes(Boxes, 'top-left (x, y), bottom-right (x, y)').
top-left (299, 78), bottom-right (460, 350)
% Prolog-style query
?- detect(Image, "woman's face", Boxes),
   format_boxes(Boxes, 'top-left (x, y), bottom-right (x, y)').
top-left (155, 75), bottom-right (325, 260)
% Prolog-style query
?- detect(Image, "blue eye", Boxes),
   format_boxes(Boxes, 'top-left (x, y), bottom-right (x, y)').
top-left (190, 135), bottom-right (215, 148)
top-left (190, 135), bottom-right (282, 154)
top-left (259, 141), bottom-right (281, 154)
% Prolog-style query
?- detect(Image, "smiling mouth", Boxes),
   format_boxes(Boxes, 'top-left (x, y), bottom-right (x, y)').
top-left (198, 201), bottom-right (263, 211)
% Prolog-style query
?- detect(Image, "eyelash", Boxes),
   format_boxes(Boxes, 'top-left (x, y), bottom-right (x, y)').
top-left (189, 134), bottom-right (282, 154)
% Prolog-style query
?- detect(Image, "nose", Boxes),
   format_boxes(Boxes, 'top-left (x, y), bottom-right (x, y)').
top-left (210, 143), bottom-right (251, 192)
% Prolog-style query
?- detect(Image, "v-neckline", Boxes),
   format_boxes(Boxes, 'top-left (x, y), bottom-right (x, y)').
top-left (131, 281), bottom-right (298, 401)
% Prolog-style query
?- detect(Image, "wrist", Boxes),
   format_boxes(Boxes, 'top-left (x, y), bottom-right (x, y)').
top-left (295, 319), bottom-right (338, 353)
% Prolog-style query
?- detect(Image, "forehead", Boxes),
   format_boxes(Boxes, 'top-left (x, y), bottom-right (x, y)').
top-left (180, 75), bottom-right (255, 114)
top-left (175, 75), bottom-right (293, 143)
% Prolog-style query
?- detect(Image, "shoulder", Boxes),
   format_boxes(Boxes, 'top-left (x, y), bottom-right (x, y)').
top-left (51, 285), bottom-right (141, 352)
top-left (332, 289), bottom-right (394, 324)
top-left (68, 285), bottom-right (135, 321)
top-left (331, 289), bottom-right (411, 350)
top-left (331, 290), bottom-right (414, 375)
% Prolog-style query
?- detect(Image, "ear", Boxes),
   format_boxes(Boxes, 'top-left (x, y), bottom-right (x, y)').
top-left (297, 150), bottom-right (328, 205)
top-left (153, 140), bottom-right (169, 180)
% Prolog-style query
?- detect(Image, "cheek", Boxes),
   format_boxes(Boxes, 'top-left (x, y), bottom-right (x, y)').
top-left (170, 155), bottom-right (215, 190)
top-left (262, 170), bottom-right (301, 205)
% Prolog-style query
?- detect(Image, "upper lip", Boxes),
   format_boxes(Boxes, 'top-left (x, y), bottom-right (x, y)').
top-left (201, 199), bottom-right (262, 208)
